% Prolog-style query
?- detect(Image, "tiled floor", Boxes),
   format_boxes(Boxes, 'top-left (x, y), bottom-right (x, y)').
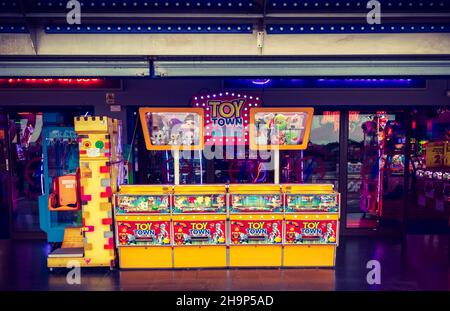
top-left (0, 235), bottom-right (448, 291)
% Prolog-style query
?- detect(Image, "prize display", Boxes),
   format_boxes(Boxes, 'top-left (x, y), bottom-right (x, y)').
top-left (116, 195), bottom-right (170, 214)
top-left (173, 194), bottom-right (226, 213)
top-left (139, 108), bottom-right (204, 150)
top-left (250, 108), bottom-right (314, 150)
top-left (285, 193), bottom-right (339, 213)
top-left (230, 194), bottom-right (282, 213)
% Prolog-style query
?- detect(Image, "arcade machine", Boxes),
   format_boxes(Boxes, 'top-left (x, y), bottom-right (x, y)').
top-left (115, 185), bottom-right (172, 268)
top-left (172, 185), bottom-right (227, 268)
top-left (39, 126), bottom-right (80, 244)
top-left (282, 184), bottom-right (340, 267)
top-left (47, 116), bottom-right (122, 269)
top-left (228, 184), bottom-right (283, 267)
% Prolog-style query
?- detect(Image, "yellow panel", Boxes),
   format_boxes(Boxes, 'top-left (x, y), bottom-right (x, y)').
top-left (74, 116), bottom-right (109, 133)
top-left (285, 214), bottom-right (339, 221)
top-left (173, 184), bottom-right (227, 194)
top-left (119, 184), bottom-right (173, 195)
top-left (116, 215), bottom-right (171, 222)
top-left (173, 246), bottom-right (227, 268)
top-left (119, 247), bottom-right (172, 269)
top-left (229, 245), bottom-right (282, 267)
top-left (282, 184), bottom-right (335, 193)
top-left (228, 184), bottom-right (281, 194)
top-left (48, 256), bottom-right (112, 268)
top-left (230, 214), bottom-right (283, 221)
top-left (172, 214), bottom-right (227, 221)
top-left (283, 245), bottom-right (336, 267)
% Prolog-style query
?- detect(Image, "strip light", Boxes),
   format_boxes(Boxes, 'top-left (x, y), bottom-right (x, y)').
top-left (45, 24), bottom-right (253, 34)
top-left (267, 23), bottom-right (450, 34)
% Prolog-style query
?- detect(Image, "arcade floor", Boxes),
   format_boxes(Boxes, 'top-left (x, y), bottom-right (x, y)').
top-left (0, 235), bottom-right (448, 291)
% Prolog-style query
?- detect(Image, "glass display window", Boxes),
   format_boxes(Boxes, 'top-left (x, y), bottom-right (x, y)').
top-left (172, 194), bottom-right (226, 213)
top-left (116, 194), bottom-right (170, 214)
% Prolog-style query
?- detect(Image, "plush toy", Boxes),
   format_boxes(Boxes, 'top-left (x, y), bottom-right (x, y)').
top-left (204, 196), bottom-right (211, 207)
top-left (181, 130), bottom-right (195, 145)
top-left (168, 132), bottom-right (181, 145)
top-left (255, 127), bottom-right (269, 145)
top-left (274, 114), bottom-right (287, 131)
top-left (263, 113), bottom-right (275, 129)
top-left (285, 114), bottom-right (304, 144)
top-left (181, 114), bottom-right (196, 131)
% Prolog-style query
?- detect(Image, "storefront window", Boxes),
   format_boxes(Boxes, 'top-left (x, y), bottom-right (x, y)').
top-left (347, 111), bottom-right (406, 229)
top-left (280, 111), bottom-right (340, 189)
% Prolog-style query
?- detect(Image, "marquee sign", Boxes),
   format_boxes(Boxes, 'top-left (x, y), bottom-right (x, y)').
top-left (191, 92), bottom-right (263, 146)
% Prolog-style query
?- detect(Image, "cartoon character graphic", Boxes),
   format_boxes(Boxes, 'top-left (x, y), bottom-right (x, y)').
top-left (174, 228), bottom-right (184, 245)
top-left (213, 223), bottom-right (225, 244)
top-left (286, 227), bottom-right (296, 244)
top-left (158, 223), bottom-right (170, 245)
top-left (216, 196), bottom-right (225, 208)
top-left (232, 195), bottom-right (242, 209)
top-left (324, 223), bottom-right (336, 243)
top-left (269, 223), bottom-right (281, 243)
top-left (231, 226), bottom-right (242, 244)
top-left (137, 198), bottom-right (149, 212)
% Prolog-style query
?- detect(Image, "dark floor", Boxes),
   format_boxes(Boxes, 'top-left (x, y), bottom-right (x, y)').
top-left (0, 235), bottom-right (449, 291)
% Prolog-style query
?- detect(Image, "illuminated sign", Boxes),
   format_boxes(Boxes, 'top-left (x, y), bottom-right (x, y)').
top-left (0, 78), bottom-right (122, 89)
top-left (192, 92), bottom-right (263, 146)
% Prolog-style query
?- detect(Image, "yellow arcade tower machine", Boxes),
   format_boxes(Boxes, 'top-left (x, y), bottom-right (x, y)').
top-left (47, 116), bottom-right (122, 269)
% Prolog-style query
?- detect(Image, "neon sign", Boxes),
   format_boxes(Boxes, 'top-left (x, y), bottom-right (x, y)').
top-left (192, 92), bottom-right (263, 146)
top-left (0, 78), bottom-right (121, 89)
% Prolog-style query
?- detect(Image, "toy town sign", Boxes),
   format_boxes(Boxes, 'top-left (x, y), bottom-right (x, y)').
top-left (191, 92), bottom-right (262, 146)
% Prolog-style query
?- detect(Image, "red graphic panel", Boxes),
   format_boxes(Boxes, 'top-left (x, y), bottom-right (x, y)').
top-left (285, 219), bottom-right (338, 244)
top-left (173, 219), bottom-right (226, 245)
top-left (230, 219), bottom-right (282, 245)
top-left (117, 220), bottom-right (171, 246)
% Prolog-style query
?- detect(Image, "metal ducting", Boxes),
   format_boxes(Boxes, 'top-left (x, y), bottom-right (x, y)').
top-left (154, 59), bottom-right (450, 77)
top-left (0, 59), bottom-right (150, 77)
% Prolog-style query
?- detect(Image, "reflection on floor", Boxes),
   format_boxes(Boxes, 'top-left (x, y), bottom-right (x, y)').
top-left (346, 213), bottom-right (379, 229)
top-left (0, 235), bottom-right (448, 291)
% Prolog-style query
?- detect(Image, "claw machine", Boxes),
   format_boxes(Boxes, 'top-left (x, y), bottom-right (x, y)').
top-left (282, 184), bottom-right (340, 267)
top-left (228, 184), bottom-right (283, 267)
top-left (115, 185), bottom-right (172, 268)
top-left (172, 185), bottom-right (227, 268)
